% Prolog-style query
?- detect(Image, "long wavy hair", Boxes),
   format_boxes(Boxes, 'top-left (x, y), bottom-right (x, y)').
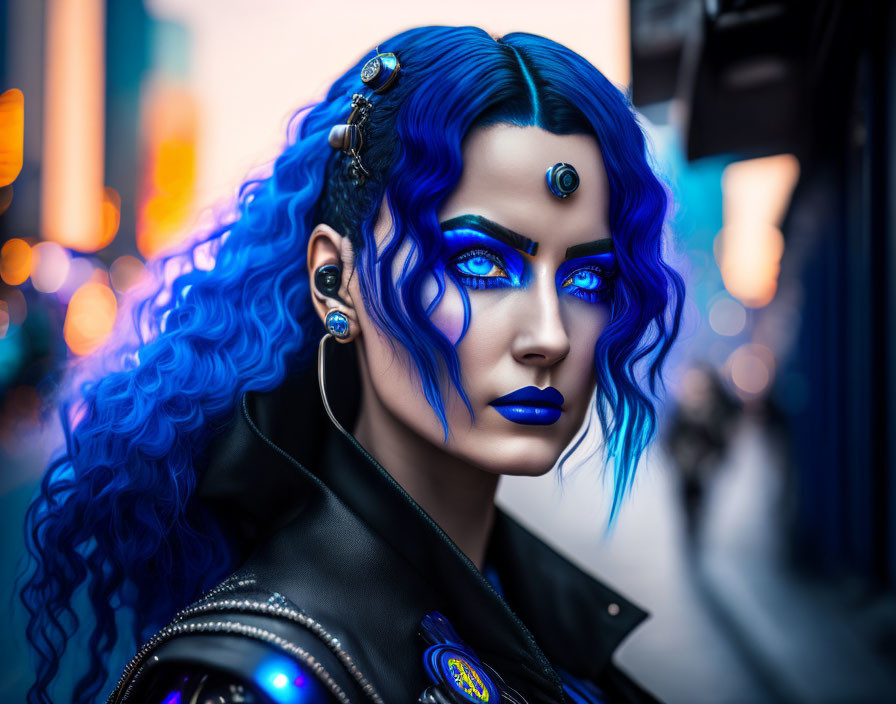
top-left (18, 25), bottom-right (683, 703)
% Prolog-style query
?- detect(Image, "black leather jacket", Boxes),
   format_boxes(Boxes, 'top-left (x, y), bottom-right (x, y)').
top-left (107, 346), bottom-right (661, 704)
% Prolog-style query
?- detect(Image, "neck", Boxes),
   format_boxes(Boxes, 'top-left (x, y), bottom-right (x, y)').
top-left (352, 376), bottom-right (499, 571)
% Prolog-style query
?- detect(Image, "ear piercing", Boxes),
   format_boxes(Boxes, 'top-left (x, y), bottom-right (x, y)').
top-left (317, 266), bottom-right (351, 339)
top-left (325, 310), bottom-right (351, 339)
top-left (546, 162), bottom-right (579, 199)
top-left (314, 264), bottom-right (343, 300)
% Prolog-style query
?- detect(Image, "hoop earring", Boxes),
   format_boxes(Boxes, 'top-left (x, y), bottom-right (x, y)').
top-left (318, 332), bottom-right (353, 441)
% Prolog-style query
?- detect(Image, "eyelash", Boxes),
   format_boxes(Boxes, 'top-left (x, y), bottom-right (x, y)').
top-left (448, 248), bottom-right (615, 303)
top-left (560, 265), bottom-right (615, 304)
top-left (450, 248), bottom-right (512, 290)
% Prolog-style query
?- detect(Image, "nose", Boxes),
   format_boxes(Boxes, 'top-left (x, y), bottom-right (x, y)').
top-left (510, 272), bottom-right (571, 368)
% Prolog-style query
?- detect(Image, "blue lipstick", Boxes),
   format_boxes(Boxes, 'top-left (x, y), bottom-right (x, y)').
top-left (489, 386), bottom-right (565, 426)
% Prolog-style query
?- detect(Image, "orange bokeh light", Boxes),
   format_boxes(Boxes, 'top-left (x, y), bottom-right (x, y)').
top-left (715, 223), bottom-right (785, 309)
top-left (0, 88), bottom-right (24, 187)
top-left (718, 154), bottom-right (800, 309)
top-left (100, 186), bottom-right (122, 250)
top-left (41, 0), bottom-right (106, 252)
top-left (0, 238), bottom-right (32, 286)
top-left (63, 280), bottom-right (118, 356)
top-left (137, 83), bottom-right (198, 259)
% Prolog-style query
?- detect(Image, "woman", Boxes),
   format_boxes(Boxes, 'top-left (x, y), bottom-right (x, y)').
top-left (20, 26), bottom-right (683, 704)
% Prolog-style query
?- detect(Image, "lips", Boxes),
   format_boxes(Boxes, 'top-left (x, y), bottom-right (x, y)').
top-left (489, 386), bottom-right (565, 426)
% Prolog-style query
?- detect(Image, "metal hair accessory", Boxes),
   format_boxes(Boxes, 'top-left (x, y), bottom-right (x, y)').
top-left (360, 52), bottom-right (400, 94)
top-left (328, 94), bottom-right (374, 185)
top-left (545, 162), bottom-right (579, 199)
top-left (327, 49), bottom-right (402, 187)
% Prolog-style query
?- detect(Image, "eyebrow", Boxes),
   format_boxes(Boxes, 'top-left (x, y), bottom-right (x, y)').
top-left (438, 213), bottom-right (614, 260)
top-left (564, 238), bottom-right (614, 260)
top-left (439, 214), bottom-right (539, 256)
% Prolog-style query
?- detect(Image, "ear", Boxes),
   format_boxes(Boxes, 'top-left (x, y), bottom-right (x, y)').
top-left (307, 224), bottom-right (359, 342)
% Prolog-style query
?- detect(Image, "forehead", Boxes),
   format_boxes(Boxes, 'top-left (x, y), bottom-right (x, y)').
top-left (437, 125), bottom-right (611, 248)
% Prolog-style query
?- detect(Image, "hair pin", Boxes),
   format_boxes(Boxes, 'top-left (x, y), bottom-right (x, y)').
top-left (327, 49), bottom-right (402, 187)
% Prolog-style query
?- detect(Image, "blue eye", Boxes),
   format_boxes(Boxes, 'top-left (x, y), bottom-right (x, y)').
top-left (560, 266), bottom-right (613, 303)
top-left (450, 248), bottom-right (511, 290)
top-left (457, 254), bottom-right (498, 277)
top-left (566, 270), bottom-right (601, 290)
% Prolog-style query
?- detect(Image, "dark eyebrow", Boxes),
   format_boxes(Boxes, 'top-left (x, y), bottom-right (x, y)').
top-left (439, 214), bottom-right (539, 256)
top-left (565, 238), bottom-right (614, 260)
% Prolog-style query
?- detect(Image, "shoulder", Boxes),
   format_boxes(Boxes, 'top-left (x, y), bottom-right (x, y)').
top-left (134, 656), bottom-right (335, 704)
top-left (109, 573), bottom-right (373, 704)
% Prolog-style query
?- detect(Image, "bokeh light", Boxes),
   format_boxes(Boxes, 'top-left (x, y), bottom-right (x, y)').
top-left (0, 306), bottom-right (9, 339)
top-left (138, 84), bottom-right (198, 258)
top-left (100, 186), bottom-right (122, 250)
top-left (41, 0), bottom-right (106, 252)
top-left (63, 280), bottom-right (118, 356)
top-left (708, 296), bottom-right (747, 337)
top-left (718, 154), bottom-right (800, 309)
top-left (726, 343), bottom-right (776, 398)
top-left (0, 238), bottom-right (32, 285)
top-left (715, 223), bottom-right (785, 308)
top-left (110, 255), bottom-right (147, 293)
top-left (30, 241), bottom-right (72, 293)
top-left (1, 287), bottom-right (27, 325)
top-left (56, 256), bottom-right (98, 303)
top-left (0, 88), bottom-right (24, 187)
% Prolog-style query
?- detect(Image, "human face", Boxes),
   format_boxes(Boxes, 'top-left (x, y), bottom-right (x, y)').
top-left (352, 124), bottom-right (613, 477)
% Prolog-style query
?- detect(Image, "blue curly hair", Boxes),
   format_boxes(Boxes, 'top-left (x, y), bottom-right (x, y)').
top-left (18, 25), bottom-right (683, 703)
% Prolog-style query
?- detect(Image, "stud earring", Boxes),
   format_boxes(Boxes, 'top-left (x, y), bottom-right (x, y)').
top-left (325, 310), bottom-right (351, 340)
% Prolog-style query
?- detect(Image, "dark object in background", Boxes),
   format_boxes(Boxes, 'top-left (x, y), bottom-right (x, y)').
top-left (631, 0), bottom-right (856, 163)
top-left (664, 364), bottom-right (741, 544)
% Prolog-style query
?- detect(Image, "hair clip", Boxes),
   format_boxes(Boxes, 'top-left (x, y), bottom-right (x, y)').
top-left (360, 52), bottom-right (400, 94)
top-left (328, 94), bottom-right (373, 185)
top-left (327, 49), bottom-right (402, 187)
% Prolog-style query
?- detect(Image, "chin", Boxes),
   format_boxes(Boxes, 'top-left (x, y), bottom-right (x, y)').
top-left (466, 436), bottom-right (565, 477)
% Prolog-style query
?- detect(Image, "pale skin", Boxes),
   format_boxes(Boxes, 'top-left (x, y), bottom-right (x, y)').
top-left (307, 125), bottom-right (613, 569)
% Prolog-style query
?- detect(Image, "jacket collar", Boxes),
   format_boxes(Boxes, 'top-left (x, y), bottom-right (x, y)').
top-left (197, 342), bottom-right (647, 694)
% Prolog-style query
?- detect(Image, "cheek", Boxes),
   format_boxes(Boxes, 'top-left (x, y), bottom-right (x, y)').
top-left (421, 273), bottom-right (466, 346)
top-left (563, 301), bottom-right (610, 367)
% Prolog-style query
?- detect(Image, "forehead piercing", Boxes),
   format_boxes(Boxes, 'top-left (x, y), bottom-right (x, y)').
top-left (325, 310), bottom-right (351, 339)
top-left (545, 162), bottom-right (579, 199)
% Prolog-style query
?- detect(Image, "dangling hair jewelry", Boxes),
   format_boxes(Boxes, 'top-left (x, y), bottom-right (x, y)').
top-left (327, 49), bottom-right (402, 186)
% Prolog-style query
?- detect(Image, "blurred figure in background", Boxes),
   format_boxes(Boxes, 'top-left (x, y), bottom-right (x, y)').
top-left (664, 363), bottom-right (740, 547)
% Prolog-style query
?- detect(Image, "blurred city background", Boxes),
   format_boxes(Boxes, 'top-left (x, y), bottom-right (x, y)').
top-left (1, 0), bottom-right (894, 702)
